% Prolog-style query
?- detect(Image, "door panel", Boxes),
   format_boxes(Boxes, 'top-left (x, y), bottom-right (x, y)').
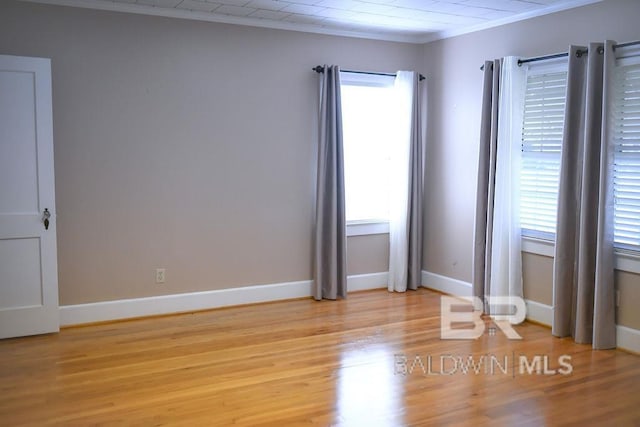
top-left (0, 238), bottom-right (42, 310)
top-left (0, 55), bottom-right (59, 339)
top-left (0, 70), bottom-right (39, 214)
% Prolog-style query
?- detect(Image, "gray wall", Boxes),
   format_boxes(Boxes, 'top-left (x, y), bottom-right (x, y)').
top-left (0, 0), bottom-right (419, 304)
top-left (2, 0), bottom-right (639, 330)
top-left (421, 0), bottom-right (640, 329)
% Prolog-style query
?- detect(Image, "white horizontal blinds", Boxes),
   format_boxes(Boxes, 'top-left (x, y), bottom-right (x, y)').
top-left (612, 62), bottom-right (640, 250)
top-left (520, 69), bottom-right (568, 237)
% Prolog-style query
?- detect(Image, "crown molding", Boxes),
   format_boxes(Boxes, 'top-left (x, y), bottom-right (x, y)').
top-left (19, 0), bottom-right (428, 44)
top-left (20, 0), bottom-right (602, 45)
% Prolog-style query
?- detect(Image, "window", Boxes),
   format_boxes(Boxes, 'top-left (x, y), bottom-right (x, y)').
top-left (612, 59), bottom-right (640, 251)
top-left (340, 72), bottom-right (396, 226)
top-left (519, 62), bottom-right (568, 239)
top-left (519, 51), bottom-right (640, 256)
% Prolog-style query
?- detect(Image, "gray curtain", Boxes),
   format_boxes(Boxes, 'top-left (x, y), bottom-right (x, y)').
top-left (552, 42), bottom-right (616, 349)
top-left (313, 65), bottom-right (347, 301)
top-left (407, 73), bottom-right (424, 291)
top-left (473, 59), bottom-right (501, 304)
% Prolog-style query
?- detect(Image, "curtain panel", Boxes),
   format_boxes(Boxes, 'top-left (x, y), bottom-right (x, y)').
top-left (473, 59), bottom-right (501, 305)
top-left (313, 65), bottom-right (347, 301)
top-left (552, 42), bottom-right (617, 349)
top-left (388, 71), bottom-right (424, 293)
top-left (473, 57), bottom-right (525, 312)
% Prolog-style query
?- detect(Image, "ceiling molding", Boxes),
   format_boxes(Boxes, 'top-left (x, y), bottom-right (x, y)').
top-left (19, 0), bottom-right (428, 43)
top-left (20, 0), bottom-right (603, 45)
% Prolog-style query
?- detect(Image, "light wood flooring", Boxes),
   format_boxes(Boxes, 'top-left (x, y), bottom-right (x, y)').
top-left (1, 288), bottom-right (639, 426)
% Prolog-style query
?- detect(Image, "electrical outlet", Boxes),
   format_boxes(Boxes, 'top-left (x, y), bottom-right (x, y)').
top-left (155, 268), bottom-right (166, 284)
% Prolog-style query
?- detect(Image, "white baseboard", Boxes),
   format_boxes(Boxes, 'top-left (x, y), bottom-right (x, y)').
top-left (525, 299), bottom-right (552, 326)
top-left (347, 271), bottom-right (389, 292)
top-left (59, 268), bottom-right (640, 354)
top-left (522, 299), bottom-right (640, 354)
top-left (59, 280), bottom-right (312, 326)
top-left (617, 325), bottom-right (640, 354)
top-left (420, 270), bottom-right (640, 354)
top-left (421, 270), bottom-right (473, 297)
top-left (59, 272), bottom-right (388, 326)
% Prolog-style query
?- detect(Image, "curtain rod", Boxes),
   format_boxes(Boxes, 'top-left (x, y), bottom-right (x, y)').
top-left (479, 49), bottom-right (586, 70)
top-left (613, 40), bottom-right (640, 50)
top-left (479, 39), bottom-right (640, 71)
top-left (518, 51), bottom-right (571, 66)
top-left (313, 65), bottom-right (425, 81)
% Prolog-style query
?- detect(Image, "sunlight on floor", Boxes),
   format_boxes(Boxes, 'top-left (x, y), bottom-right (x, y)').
top-left (336, 344), bottom-right (404, 426)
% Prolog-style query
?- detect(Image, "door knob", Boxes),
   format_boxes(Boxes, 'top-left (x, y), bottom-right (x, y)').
top-left (43, 208), bottom-right (50, 230)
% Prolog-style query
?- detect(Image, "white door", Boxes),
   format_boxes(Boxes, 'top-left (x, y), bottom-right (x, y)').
top-left (0, 55), bottom-right (59, 339)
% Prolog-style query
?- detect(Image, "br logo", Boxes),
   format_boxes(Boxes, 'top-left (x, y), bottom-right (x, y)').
top-left (440, 296), bottom-right (526, 340)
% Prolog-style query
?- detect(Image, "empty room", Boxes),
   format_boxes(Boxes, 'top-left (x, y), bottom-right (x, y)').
top-left (1, 0), bottom-right (640, 425)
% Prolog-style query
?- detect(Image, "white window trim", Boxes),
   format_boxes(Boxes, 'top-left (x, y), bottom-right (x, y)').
top-left (616, 44), bottom-right (640, 66)
top-left (521, 236), bottom-right (555, 257)
top-left (521, 236), bottom-right (640, 275)
top-left (340, 71), bottom-right (395, 87)
top-left (346, 220), bottom-right (389, 237)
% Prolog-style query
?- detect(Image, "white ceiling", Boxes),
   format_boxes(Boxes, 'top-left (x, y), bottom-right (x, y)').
top-left (23, 0), bottom-right (601, 43)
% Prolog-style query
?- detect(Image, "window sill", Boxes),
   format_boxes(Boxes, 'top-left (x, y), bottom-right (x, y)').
top-left (615, 251), bottom-right (640, 275)
top-left (521, 236), bottom-right (555, 257)
top-left (346, 221), bottom-right (389, 237)
top-left (521, 236), bottom-right (640, 275)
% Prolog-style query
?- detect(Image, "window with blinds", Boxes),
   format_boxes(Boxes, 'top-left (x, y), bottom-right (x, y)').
top-left (520, 67), bottom-right (568, 238)
top-left (612, 62), bottom-right (640, 250)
